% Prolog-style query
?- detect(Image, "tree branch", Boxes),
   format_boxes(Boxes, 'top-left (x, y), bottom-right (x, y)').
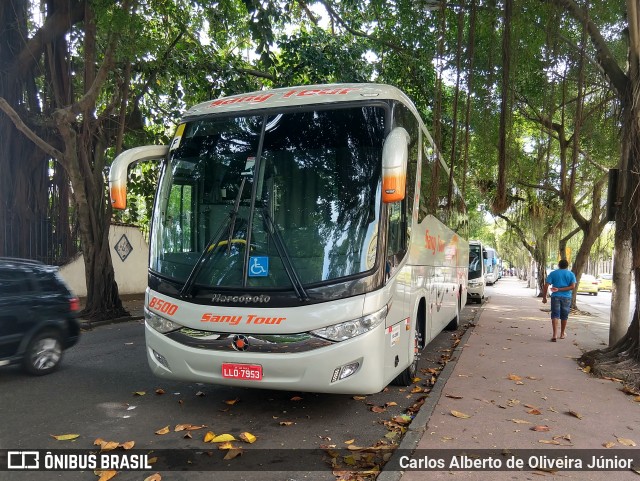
top-left (544, 0), bottom-right (628, 97)
top-left (14, 0), bottom-right (85, 81)
top-left (316, 0), bottom-right (410, 54)
top-left (0, 98), bottom-right (64, 163)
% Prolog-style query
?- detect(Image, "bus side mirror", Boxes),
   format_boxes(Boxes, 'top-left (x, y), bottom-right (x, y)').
top-left (382, 127), bottom-right (409, 203)
top-left (109, 145), bottom-right (169, 209)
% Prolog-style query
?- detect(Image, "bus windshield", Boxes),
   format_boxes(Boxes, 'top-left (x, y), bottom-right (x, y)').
top-left (150, 106), bottom-right (385, 290)
top-left (469, 243), bottom-right (483, 280)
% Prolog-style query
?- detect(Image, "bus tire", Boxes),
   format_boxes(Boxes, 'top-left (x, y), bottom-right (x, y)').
top-left (445, 297), bottom-right (460, 331)
top-left (391, 303), bottom-right (425, 386)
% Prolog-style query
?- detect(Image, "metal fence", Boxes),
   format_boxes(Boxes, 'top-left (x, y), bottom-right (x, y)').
top-left (1, 216), bottom-right (81, 266)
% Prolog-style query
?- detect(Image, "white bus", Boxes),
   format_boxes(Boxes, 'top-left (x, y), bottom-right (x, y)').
top-left (484, 246), bottom-right (498, 285)
top-left (467, 240), bottom-right (485, 304)
top-left (110, 84), bottom-right (468, 394)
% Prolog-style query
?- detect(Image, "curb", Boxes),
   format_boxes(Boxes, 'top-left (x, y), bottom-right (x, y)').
top-left (80, 315), bottom-right (144, 330)
top-left (377, 300), bottom-right (485, 481)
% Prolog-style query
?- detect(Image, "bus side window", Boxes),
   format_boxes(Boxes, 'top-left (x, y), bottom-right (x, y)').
top-left (164, 182), bottom-right (194, 253)
top-left (386, 199), bottom-right (406, 277)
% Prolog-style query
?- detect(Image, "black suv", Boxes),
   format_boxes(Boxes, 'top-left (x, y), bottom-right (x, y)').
top-left (0, 258), bottom-right (80, 375)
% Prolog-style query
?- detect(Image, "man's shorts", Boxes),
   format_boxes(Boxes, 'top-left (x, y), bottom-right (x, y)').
top-left (550, 296), bottom-right (572, 321)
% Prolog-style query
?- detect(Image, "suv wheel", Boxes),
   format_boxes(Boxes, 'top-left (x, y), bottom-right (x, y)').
top-left (23, 330), bottom-right (63, 375)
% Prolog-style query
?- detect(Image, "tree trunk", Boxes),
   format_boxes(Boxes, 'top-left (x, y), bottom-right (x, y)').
top-left (570, 0), bottom-right (640, 387)
top-left (610, 234), bottom-right (633, 344)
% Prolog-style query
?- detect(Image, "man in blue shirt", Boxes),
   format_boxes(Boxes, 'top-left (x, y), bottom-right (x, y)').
top-left (542, 260), bottom-right (577, 341)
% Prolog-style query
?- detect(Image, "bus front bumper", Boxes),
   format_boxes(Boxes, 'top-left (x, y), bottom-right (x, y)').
top-left (144, 322), bottom-right (388, 394)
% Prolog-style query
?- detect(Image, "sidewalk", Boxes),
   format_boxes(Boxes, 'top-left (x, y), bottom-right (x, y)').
top-left (78, 292), bottom-right (145, 329)
top-left (385, 277), bottom-right (640, 481)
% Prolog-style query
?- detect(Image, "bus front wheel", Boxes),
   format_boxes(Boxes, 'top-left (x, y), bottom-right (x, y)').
top-left (391, 310), bottom-right (424, 386)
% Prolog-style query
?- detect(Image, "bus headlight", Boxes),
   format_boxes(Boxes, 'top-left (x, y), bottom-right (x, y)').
top-left (145, 308), bottom-right (182, 333)
top-left (469, 279), bottom-right (483, 287)
top-left (311, 305), bottom-right (388, 342)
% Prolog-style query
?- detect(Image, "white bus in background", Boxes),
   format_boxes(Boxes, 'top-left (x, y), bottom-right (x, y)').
top-left (467, 240), bottom-right (485, 304)
top-left (109, 83), bottom-right (469, 394)
top-left (484, 246), bottom-right (498, 285)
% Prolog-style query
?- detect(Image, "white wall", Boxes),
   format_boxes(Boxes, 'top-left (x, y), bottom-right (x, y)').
top-left (59, 224), bottom-right (149, 297)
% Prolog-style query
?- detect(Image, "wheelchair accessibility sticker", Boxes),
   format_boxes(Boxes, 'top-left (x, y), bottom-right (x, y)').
top-left (249, 256), bottom-right (269, 277)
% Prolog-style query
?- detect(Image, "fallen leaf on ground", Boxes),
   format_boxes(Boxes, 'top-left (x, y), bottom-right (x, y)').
top-left (352, 396), bottom-right (367, 401)
top-left (133, 391), bottom-right (146, 396)
top-left (217, 441), bottom-right (235, 450)
top-left (211, 434), bottom-right (236, 442)
top-left (119, 441), bottom-right (135, 450)
top-left (195, 391), bottom-right (205, 397)
top-left (155, 426), bottom-right (170, 435)
top-left (239, 432), bottom-right (257, 443)
top-left (450, 410), bottom-right (471, 419)
top-left (371, 406), bottom-right (386, 413)
top-left (538, 439), bottom-right (560, 445)
top-left (531, 426), bottom-right (550, 432)
top-left (96, 470), bottom-right (117, 481)
top-left (620, 385), bottom-right (640, 396)
top-left (290, 396), bottom-right (303, 401)
top-left (144, 474), bottom-right (162, 481)
top-left (175, 424), bottom-right (206, 432)
top-left (567, 410), bottom-right (583, 420)
top-left (223, 448), bottom-right (244, 460)
top-left (50, 434), bottom-right (80, 441)
top-left (445, 394), bottom-right (463, 399)
top-left (385, 401), bottom-right (398, 407)
top-left (616, 436), bottom-right (636, 447)
top-left (155, 389), bottom-right (165, 395)
top-left (99, 441), bottom-right (120, 451)
top-left (203, 432), bottom-right (216, 443)
top-left (603, 441), bottom-right (616, 448)
top-left (507, 374), bottom-right (522, 381)
top-left (392, 414), bottom-right (413, 424)
top-left (279, 421), bottom-right (295, 426)
top-left (344, 439), bottom-right (355, 444)
top-left (511, 419), bottom-right (531, 424)
top-left (224, 398), bottom-right (239, 405)
top-left (553, 434), bottom-right (571, 442)
top-left (527, 409), bottom-right (542, 415)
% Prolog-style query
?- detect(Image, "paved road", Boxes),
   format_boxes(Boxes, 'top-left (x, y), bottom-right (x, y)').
top-left (0, 304), bottom-right (477, 481)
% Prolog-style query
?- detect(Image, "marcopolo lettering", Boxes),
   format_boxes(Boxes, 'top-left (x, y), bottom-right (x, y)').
top-left (211, 294), bottom-right (270, 304)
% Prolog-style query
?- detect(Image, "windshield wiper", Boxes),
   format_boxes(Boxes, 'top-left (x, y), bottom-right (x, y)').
top-left (180, 179), bottom-right (247, 298)
top-left (262, 208), bottom-right (308, 301)
top-left (226, 177), bottom-right (246, 255)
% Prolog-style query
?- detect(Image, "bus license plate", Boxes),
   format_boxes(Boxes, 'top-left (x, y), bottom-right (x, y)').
top-left (221, 363), bottom-right (263, 381)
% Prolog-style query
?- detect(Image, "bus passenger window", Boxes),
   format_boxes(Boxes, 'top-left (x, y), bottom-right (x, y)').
top-left (386, 200), bottom-right (406, 276)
